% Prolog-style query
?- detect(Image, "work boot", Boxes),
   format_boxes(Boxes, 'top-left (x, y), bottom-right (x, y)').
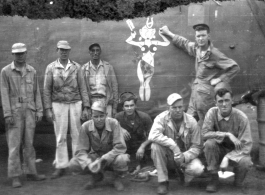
top-left (12, 177), bottom-right (22, 188)
top-left (234, 168), bottom-right (249, 193)
top-left (51, 168), bottom-right (65, 179)
top-left (206, 173), bottom-right (219, 193)
top-left (27, 174), bottom-right (46, 181)
top-left (84, 172), bottom-right (104, 190)
top-left (157, 181), bottom-right (169, 195)
top-left (113, 177), bottom-right (124, 191)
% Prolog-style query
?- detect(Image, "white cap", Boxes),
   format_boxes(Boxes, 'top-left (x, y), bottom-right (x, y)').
top-left (167, 93), bottom-right (182, 106)
top-left (91, 101), bottom-right (106, 113)
top-left (57, 40), bottom-right (71, 49)
top-left (12, 43), bottom-right (27, 53)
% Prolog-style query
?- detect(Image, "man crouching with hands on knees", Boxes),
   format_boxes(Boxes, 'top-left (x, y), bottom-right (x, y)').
top-left (202, 88), bottom-right (253, 193)
top-left (148, 93), bottom-right (204, 195)
top-left (68, 101), bottom-right (129, 191)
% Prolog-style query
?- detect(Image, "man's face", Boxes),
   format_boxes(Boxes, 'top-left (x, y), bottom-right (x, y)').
top-left (123, 100), bottom-right (136, 116)
top-left (92, 110), bottom-right (106, 129)
top-left (169, 99), bottom-right (184, 120)
top-left (195, 30), bottom-right (210, 48)
top-left (13, 52), bottom-right (27, 64)
top-left (89, 46), bottom-right (101, 61)
top-left (216, 92), bottom-right (233, 117)
top-left (57, 48), bottom-right (70, 61)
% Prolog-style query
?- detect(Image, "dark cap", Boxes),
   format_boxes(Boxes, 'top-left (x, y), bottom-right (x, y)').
top-left (89, 43), bottom-right (101, 51)
top-left (119, 92), bottom-right (137, 105)
top-left (193, 23), bottom-right (210, 32)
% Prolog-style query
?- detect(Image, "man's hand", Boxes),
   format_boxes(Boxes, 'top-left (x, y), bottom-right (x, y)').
top-left (81, 107), bottom-right (90, 121)
top-left (122, 128), bottom-right (131, 141)
top-left (5, 116), bottom-right (14, 125)
top-left (210, 78), bottom-right (221, 86)
top-left (136, 146), bottom-right (145, 160)
top-left (174, 153), bottom-right (185, 167)
top-left (88, 158), bottom-right (102, 173)
top-left (220, 156), bottom-right (229, 172)
top-left (35, 116), bottom-right (42, 122)
top-left (159, 26), bottom-right (175, 38)
top-left (46, 109), bottom-right (55, 123)
top-left (227, 132), bottom-right (243, 151)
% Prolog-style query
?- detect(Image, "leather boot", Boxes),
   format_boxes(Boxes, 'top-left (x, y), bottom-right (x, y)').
top-left (27, 174), bottom-right (46, 181)
top-left (84, 172), bottom-right (104, 190)
top-left (51, 168), bottom-right (66, 179)
top-left (206, 173), bottom-right (219, 193)
top-left (112, 171), bottom-right (124, 191)
top-left (157, 181), bottom-right (169, 195)
top-left (12, 177), bottom-right (22, 188)
top-left (234, 168), bottom-right (248, 187)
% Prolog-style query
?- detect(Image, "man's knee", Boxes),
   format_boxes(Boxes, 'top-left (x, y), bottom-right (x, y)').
top-left (204, 139), bottom-right (218, 151)
top-left (68, 157), bottom-right (82, 173)
top-left (112, 154), bottom-right (130, 171)
top-left (237, 156), bottom-right (253, 170)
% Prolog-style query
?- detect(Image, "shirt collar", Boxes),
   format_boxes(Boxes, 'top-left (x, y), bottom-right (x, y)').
top-left (90, 60), bottom-right (103, 70)
top-left (167, 111), bottom-right (191, 129)
top-left (11, 62), bottom-right (31, 72)
top-left (217, 108), bottom-right (232, 121)
top-left (55, 59), bottom-right (72, 69)
top-left (89, 117), bottom-right (112, 132)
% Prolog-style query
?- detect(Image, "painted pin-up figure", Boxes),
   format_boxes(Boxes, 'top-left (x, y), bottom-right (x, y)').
top-left (126, 17), bottom-right (170, 101)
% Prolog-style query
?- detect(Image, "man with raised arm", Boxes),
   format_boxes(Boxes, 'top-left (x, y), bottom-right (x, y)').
top-left (160, 24), bottom-right (240, 127)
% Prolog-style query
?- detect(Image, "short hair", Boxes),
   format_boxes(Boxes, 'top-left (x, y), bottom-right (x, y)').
top-left (193, 24), bottom-right (210, 33)
top-left (119, 92), bottom-right (138, 107)
top-left (215, 88), bottom-right (233, 100)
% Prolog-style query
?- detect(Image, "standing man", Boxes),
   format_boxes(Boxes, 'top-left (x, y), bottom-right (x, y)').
top-left (202, 88), bottom-right (253, 193)
top-left (43, 40), bottom-right (90, 179)
top-left (69, 101), bottom-right (129, 191)
top-left (149, 93), bottom-right (204, 195)
top-left (1, 43), bottom-right (46, 188)
top-left (115, 92), bottom-right (153, 172)
top-left (82, 43), bottom-right (118, 118)
top-left (160, 24), bottom-right (240, 126)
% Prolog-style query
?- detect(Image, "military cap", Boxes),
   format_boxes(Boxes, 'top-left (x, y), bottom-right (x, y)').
top-left (91, 101), bottom-right (106, 113)
top-left (12, 43), bottom-right (27, 53)
top-left (193, 23), bottom-right (210, 32)
top-left (167, 93), bottom-right (182, 106)
top-left (57, 40), bottom-right (71, 49)
top-left (89, 43), bottom-right (101, 51)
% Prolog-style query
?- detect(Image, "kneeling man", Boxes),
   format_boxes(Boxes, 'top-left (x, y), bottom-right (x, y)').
top-left (69, 101), bottom-right (129, 191)
top-left (149, 93), bottom-right (203, 195)
top-left (202, 88), bottom-right (253, 192)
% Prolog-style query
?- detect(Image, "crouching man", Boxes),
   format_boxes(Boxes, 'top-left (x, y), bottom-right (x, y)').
top-left (149, 93), bottom-right (204, 195)
top-left (202, 88), bottom-right (253, 193)
top-left (68, 101), bottom-right (129, 191)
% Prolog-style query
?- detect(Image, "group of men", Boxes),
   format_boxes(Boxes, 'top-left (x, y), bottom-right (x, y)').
top-left (0, 23), bottom-right (253, 194)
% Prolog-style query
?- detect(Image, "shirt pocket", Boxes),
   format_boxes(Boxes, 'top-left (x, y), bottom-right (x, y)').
top-left (26, 79), bottom-right (34, 94)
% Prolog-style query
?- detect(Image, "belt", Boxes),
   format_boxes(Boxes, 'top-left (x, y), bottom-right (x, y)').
top-left (11, 97), bottom-right (33, 103)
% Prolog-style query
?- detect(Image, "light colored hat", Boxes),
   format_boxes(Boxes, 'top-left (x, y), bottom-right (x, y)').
top-left (167, 93), bottom-right (182, 106)
top-left (12, 43), bottom-right (27, 53)
top-left (57, 40), bottom-right (71, 49)
top-left (91, 101), bottom-right (106, 113)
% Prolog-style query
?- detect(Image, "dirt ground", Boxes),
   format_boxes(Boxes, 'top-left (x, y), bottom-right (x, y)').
top-left (0, 104), bottom-right (265, 195)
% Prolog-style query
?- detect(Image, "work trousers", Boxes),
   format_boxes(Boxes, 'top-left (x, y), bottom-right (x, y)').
top-left (91, 96), bottom-right (112, 117)
top-left (204, 139), bottom-right (252, 185)
top-left (52, 101), bottom-right (82, 169)
top-left (151, 143), bottom-right (203, 183)
top-left (69, 152), bottom-right (129, 173)
top-left (187, 83), bottom-right (215, 127)
top-left (6, 103), bottom-right (37, 178)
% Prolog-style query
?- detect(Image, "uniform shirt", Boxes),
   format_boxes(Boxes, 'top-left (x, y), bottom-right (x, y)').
top-left (115, 110), bottom-right (153, 153)
top-left (148, 111), bottom-right (201, 163)
top-left (1, 62), bottom-right (43, 118)
top-left (87, 61), bottom-right (107, 97)
top-left (74, 117), bottom-right (126, 169)
top-left (172, 35), bottom-right (240, 84)
top-left (43, 59), bottom-right (90, 109)
top-left (202, 107), bottom-right (253, 163)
